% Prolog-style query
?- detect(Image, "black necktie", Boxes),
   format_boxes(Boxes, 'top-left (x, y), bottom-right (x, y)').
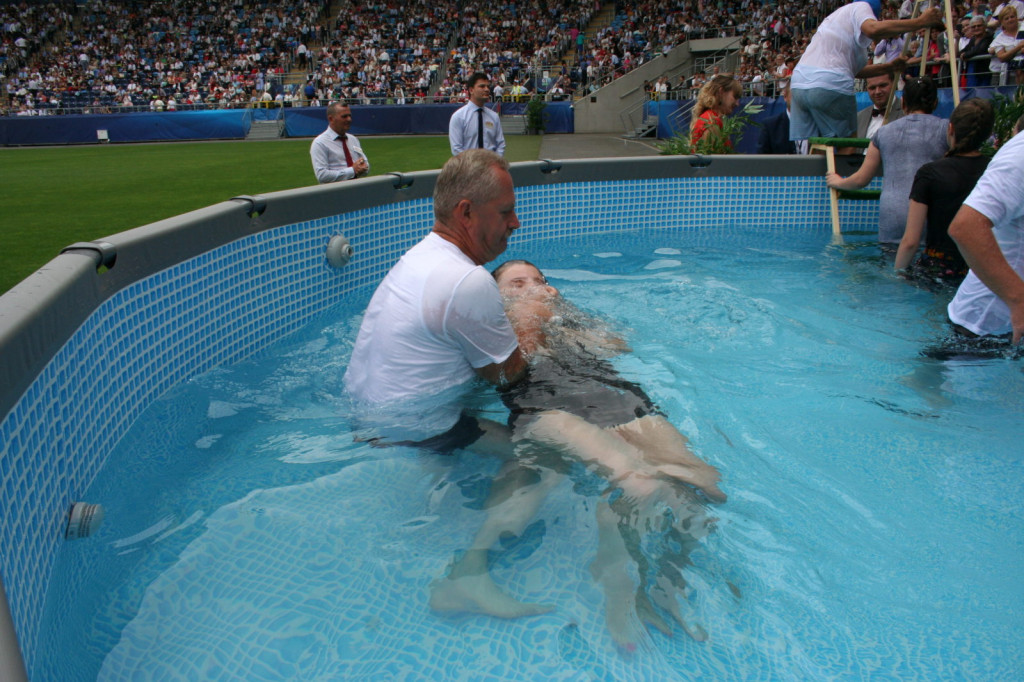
top-left (872, 108), bottom-right (884, 117)
top-left (477, 108), bottom-right (484, 148)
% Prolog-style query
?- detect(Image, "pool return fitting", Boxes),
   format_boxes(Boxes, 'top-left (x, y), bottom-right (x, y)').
top-left (65, 502), bottom-right (104, 540)
top-left (326, 235), bottom-right (354, 268)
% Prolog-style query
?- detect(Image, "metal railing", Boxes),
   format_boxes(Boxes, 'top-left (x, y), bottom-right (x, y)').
top-left (619, 93), bottom-right (657, 137)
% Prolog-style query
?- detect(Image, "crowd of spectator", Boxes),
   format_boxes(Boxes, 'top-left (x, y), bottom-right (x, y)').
top-left (1, 1), bottom-right (74, 81)
top-left (3, 0), bottom-right (1015, 117)
top-left (3, 0), bottom-right (329, 115)
top-left (571, 0), bottom-right (834, 97)
top-left (431, 0), bottom-right (597, 102)
top-left (305, 0), bottom-right (453, 105)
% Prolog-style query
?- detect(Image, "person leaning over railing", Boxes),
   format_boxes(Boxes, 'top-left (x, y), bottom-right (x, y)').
top-left (789, 0), bottom-right (944, 147)
top-left (907, 27), bottom-right (948, 80)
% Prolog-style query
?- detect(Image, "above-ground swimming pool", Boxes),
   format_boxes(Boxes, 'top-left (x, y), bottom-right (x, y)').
top-left (37, 228), bottom-right (1024, 681)
top-left (2, 157), bottom-right (1021, 681)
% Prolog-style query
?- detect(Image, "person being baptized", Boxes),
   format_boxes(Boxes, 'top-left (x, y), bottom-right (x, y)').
top-left (494, 259), bottom-right (726, 506)
top-left (430, 260), bottom-right (727, 650)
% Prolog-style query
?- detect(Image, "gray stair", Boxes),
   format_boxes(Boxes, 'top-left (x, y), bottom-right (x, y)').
top-left (625, 121), bottom-right (658, 138)
top-left (500, 114), bottom-right (528, 135)
top-left (246, 119), bottom-right (284, 140)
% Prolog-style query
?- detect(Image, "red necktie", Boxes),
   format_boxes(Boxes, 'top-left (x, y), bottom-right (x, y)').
top-left (340, 134), bottom-right (354, 166)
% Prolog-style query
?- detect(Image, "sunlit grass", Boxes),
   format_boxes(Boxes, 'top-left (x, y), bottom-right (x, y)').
top-left (0, 135), bottom-right (543, 293)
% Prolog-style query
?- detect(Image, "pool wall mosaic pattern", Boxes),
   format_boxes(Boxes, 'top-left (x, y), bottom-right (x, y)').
top-left (0, 167), bottom-right (877, 674)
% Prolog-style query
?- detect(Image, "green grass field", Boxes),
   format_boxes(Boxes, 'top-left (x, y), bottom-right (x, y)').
top-left (0, 135), bottom-right (542, 294)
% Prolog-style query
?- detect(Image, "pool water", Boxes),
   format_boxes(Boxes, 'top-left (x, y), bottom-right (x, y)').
top-left (36, 228), bottom-right (1024, 681)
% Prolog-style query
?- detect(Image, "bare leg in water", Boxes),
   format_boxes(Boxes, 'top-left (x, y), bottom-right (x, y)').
top-left (429, 418), bottom-right (562, 618)
top-left (509, 410), bottom-right (723, 648)
top-left (517, 411), bottom-right (725, 504)
top-left (613, 415), bottom-right (727, 503)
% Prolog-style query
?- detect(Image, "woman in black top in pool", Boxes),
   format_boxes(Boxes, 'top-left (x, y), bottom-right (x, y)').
top-left (430, 259), bottom-right (727, 650)
top-left (894, 98), bottom-right (996, 284)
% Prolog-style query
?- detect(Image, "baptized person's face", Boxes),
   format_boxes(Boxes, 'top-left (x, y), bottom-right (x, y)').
top-left (497, 263), bottom-right (558, 302)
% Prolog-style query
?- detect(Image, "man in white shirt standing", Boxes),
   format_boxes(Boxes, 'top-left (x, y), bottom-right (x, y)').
top-left (310, 102), bottom-right (369, 183)
top-left (948, 127), bottom-right (1024, 343)
top-left (789, 0), bottom-right (942, 149)
top-left (449, 72), bottom-right (506, 156)
top-left (344, 149), bottom-right (530, 441)
top-left (346, 150), bottom-right (555, 619)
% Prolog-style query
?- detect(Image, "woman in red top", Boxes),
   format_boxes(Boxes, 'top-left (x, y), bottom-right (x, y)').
top-left (689, 75), bottom-right (743, 153)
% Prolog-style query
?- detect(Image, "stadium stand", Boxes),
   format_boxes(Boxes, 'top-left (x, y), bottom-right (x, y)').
top-left (1, 0), bottom-right (995, 116)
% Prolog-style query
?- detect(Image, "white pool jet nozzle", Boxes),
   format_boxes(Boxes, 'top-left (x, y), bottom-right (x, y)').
top-left (326, 235), bottom-right (354, 268)
top-left (65, 502), bottom-right (104, 540)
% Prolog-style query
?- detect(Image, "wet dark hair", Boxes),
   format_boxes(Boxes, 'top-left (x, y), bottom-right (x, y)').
top-left (902, 76), bottom-right (938, 114)
top-left (947, 98), bottom-right (995, 157)
top-left (492, 259), bottom-right (541, 282)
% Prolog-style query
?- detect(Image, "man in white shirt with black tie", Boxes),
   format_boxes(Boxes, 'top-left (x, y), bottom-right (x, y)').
top-left (449, 72), bottom-right (506, 157)
top-left (310, 102), bottom-right (370, 183)
top-left (856, 72), bottom-right (904, 140)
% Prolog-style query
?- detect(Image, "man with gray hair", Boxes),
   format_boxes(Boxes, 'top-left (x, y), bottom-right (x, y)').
top-left (347, 150), bottom-right (562, 619)
top-left (344, 149), bottom-right (531, 446)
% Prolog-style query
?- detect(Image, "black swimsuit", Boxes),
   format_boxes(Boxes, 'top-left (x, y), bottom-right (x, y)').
top-left (502, 345), bottom-right (657, 429)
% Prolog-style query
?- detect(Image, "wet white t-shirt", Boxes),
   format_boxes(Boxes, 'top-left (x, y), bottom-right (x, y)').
top-left (948, 132), bottom-right (1024, 336)
top-left (344, 231), bottom-right (517, 410)
top-left (791, 3), bottom-right (875, 94)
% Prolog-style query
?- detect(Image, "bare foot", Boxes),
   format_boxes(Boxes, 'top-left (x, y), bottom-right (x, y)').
top-left (635, 590), bottom-right (671, 636)
top-left (429, 573), bottom-right (553, 619)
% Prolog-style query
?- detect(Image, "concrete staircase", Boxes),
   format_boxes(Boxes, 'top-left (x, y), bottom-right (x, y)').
top-left (246, 119), bottom-right (284, 140)
top-left (281, 0), bottom-right (343, 88)
top-left (500, 114), bottom-right (528, 135)
top-left (561, 2), bottom-right (618, 68)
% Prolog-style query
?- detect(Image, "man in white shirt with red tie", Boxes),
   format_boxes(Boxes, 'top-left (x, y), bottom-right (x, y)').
top-left (449, 72), bottom-right (506, 157)
top-left (310, 102), bottom-right (370, 183)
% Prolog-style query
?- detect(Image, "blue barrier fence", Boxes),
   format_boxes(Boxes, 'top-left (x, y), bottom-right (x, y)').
top-left (10, 88), bottom-right (1009, 148)
top-left (0, 110), bottom-right (253, 146)
top-left (1, 102), bottom-right (576, 146)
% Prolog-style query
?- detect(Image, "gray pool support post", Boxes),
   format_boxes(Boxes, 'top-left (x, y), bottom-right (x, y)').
top-left (0, 578), bottom-right (28, 682)
top-left (0, 154), bottom-right (833, 674)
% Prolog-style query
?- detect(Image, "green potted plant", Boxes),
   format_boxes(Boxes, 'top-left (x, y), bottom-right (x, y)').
top-left (525, 95), bottom-right (547, 135)
top-left (984, 85), bottom-right (1024, 154)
